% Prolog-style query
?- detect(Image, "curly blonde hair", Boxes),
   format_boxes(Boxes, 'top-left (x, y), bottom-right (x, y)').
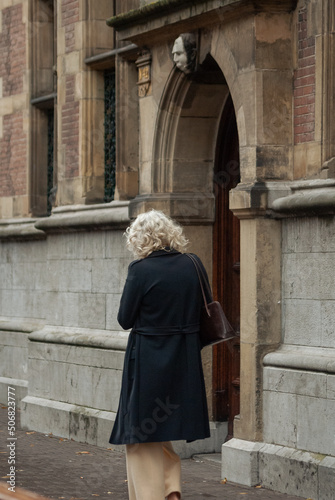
top-left (125, 209), bottom-right (189, 258)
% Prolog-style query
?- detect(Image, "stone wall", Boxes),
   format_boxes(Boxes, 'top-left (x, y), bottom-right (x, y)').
top-left (263, 215), bottom-right (335, 456)
top-left (282, 216), bottom-right (335, 348)
top-left (0, 224), bottom-right (130, 328)
top-left (0, 203), bottom-right (227, 456)
top-left (258, 214), bottom-right (335, 498)
top-left (0, 204), bottom-right (131, 447)
top-left (223, 181), bottom-right (335, 498)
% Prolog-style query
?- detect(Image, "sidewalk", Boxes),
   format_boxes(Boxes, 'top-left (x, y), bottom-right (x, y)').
top-left (0, 407), bottom-right (302, 500)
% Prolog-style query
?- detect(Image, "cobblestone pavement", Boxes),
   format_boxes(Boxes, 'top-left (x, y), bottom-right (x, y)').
top-left (0, 407), bottom-right (303, 500)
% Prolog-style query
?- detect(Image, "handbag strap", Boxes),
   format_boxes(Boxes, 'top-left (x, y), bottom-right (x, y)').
top-left (186, 253), bottom-right (211, 316)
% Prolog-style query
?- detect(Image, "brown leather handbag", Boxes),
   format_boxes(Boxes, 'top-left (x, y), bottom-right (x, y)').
top-left (186, 253), bottom-right (236, 347)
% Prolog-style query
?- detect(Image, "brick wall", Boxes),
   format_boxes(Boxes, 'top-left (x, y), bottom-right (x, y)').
top-left (0, 3), bottom-right (27, 198)
top-left (60, 0), bottom-right (80, 181)
top-left (61, 0), bottom-right (79, 53)
top-left (294, 7), bottom-right (316, 145)
top-left (0, 113), bottom-right (26, 197)
top-left (62, 75), bottom-right (79, 178)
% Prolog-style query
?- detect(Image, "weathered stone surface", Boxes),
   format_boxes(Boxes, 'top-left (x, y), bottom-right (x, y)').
top-left (35, 202), bottom-right (130, 233)
top-left (283, 299), bottom-right (322, 346)
top-left (263, 392), bottom-right (297, 448)
top-left (20, 396), bottom-right (117, 448)
top-left (221, 438), bottom-right (264, 486)
top-left (318, 456), bottom-right (335, 500)
top-left (259, 445), bottom-right (319, 498)
top-left (0, 376), bottom-right (28, 409)
top-left (297, 396), bottom-right (335, 456)
top-left (263, 366), bottom-right (327, 398)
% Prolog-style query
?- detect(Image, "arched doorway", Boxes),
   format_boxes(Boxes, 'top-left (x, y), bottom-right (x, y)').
top-left (150, 54), bottom-right (241, 439)
top-left (213, 94), bottom-right (240, 439)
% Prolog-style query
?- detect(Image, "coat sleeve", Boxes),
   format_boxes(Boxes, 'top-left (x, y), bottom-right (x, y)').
top-left (117, 261), bottom-right (143, 330)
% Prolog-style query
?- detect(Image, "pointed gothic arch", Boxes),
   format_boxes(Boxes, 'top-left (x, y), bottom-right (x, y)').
top-left (152, 56), bottom-right (232, 199)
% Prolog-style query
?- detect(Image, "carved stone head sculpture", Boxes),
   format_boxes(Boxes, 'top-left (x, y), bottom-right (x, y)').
top-left (172, 33), bottom-right (197, 74)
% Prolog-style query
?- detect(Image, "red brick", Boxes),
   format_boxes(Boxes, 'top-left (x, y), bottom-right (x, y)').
top-left (294, 75), bottom-right (316, 87)
top-left (295, 132), bottom-right (314, 144)
top-left (294, 104), bottom-right (315, 116)
top-left (0, 5), bottom-right (28, 196)
top-left (294, 6), bottom-right (316, 145)
top-left (0, 5), bottom-right (26, 97)
top-left (61, 76), bottom-right (80, 178)
top-left (299, 46), bottom-right (315, 59)
top-left (0, 113), bottom-right (27, 197)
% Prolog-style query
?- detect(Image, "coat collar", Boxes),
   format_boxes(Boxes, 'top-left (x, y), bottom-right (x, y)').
top-left (146, 248), bottom-right (180, 258)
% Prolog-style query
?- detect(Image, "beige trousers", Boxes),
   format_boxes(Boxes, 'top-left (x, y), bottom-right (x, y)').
top-left (125, 441), bottom-right (181, 500)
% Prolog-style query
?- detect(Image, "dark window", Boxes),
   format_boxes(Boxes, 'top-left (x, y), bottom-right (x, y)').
top-left (104, 70), bottom-right (116, 202)
top-left (47, 109), bottom-right (54, 215)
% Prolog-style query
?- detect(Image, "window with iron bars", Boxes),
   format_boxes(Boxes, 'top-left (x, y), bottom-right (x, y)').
top-left (104, 70), bottom-right (116, 202)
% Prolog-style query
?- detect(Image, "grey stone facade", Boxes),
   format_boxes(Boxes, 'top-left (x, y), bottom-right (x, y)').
top-left (0, 203), bottom-right (131, 447)
top-left (223, 182), bottom-right (335, 498)
top-left (0, 202), bottom-right (227, 457)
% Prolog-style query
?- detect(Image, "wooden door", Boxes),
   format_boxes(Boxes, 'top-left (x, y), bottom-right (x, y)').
top-left (212, 94), bottom-right (240, 440)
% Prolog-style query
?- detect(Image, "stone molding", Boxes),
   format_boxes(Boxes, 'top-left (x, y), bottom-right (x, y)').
top-left (0, 202), bottom-right (130, 238)
top-left (29, 325), bottom-right (129, 351)
top-left (229, 181), bottom-right (291, 220)
top-left (230, 179), bottom-right (335, 219)
top-left (84, 44), bottom-right (138, 69)
top-left (0, 319), bottom-right (44, 334)
top-left (221, 438), bottom-right (335, 498)
top-left (34, 201), bottom-right (130, 234)
top-left (270, 179), bottom-right (335, 217)
top-left (107, 0), bottom-right (298, 40)
top-left (263, 344), bottom-right (335, 374)
top-left (0, 219), bottom-right (46, 241)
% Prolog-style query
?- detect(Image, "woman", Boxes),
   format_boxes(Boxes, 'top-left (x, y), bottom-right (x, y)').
top-left (109, 209), bottom-right (211, 500)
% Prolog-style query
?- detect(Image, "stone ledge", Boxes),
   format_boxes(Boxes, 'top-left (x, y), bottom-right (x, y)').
top-left (20, 396), bottom-right (117, 449)
top-left (0, 377), bottom-right (28, 409)
top-left (106, 0), bottom-right (298, 42)
top-left (20, 394), bottom-right (228, 458)
top-left (34, 201), bottom-right (130, 234)
top-left (263, 345), bottom-right (335, 374)
top-left (0, 218), bottom-right (46, 241)
top-left (0, 318), bottom-right (44, 334)
top-left (230, 179), bottom-right (335, 219)
top-left (107, 0), bottom-right (225, 29)
top-left (270, 179), bottom-right (335, 218)
top-left (28, 326), bottom-right (129, 351)
top-left (221, 438), bottom-right (263, 486)
top-left (229, 181), bottom-right (291, 219)
top-left (221, 438), bottom-right (335, 498)
top-left (259, 443), bottom-right (323, 498)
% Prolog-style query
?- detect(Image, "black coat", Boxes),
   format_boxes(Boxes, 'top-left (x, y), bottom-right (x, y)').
top-left (109, 249), bottom-right (211, 445)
